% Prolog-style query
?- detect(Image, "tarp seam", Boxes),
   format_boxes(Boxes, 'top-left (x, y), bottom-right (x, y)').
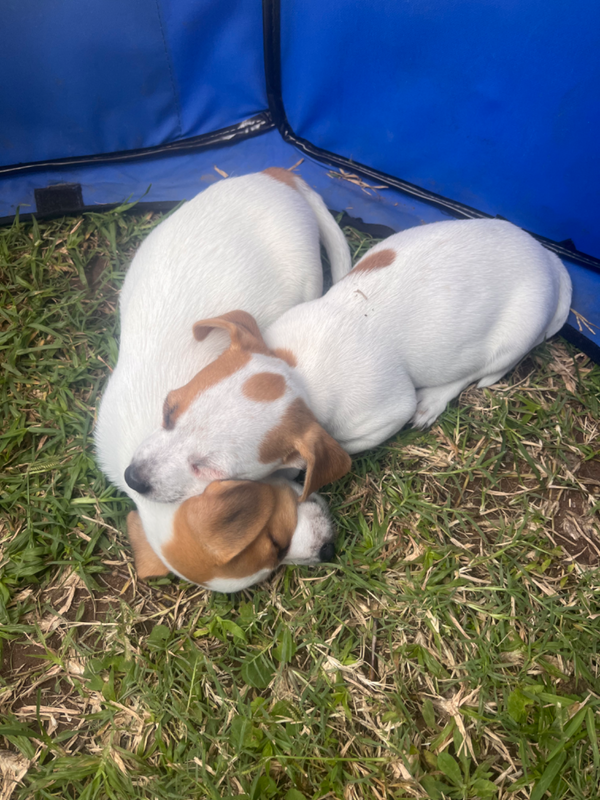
top-left (261, 0), bottom-right (600, 275)
top-left (154, 0), bottom-right (183, 139)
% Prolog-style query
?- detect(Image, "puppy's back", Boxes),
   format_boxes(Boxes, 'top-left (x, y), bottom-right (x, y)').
top-left (325, 218), bottom-right (571, 387)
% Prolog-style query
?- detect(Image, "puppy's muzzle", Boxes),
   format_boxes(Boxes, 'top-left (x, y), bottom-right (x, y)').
top-left (124, 464), bottom-right (152, 495)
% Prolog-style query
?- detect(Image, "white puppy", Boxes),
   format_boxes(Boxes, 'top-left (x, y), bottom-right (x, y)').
top-left (95, 169), bottom-right (351, 591)
top-left (128, 218), bottom-right (571, 502)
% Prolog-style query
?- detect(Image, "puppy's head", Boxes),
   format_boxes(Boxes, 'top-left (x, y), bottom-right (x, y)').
top-left (127, 480), bottom-right (336, 592)
top-left (125, 310), bottom-right (351, 503)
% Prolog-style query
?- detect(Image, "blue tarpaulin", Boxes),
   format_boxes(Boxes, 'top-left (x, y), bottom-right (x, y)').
top-left (1, 0), bottom-right (599, 357)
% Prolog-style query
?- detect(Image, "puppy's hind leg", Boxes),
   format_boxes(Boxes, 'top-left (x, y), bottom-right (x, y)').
top-left (341, 376), bottom-right (418, 454)
top-left (476, 350), bottom-right (533, 389)
top-left (414, 354), bottom-right (529, 430)
top-left (411, 377), bottom-right (474, 429)
top-left (477, 366), bottom-right (518, 388)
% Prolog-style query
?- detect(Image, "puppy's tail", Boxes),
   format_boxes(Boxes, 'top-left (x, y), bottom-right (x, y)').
top-left (545, 252), bottom-right (573, 339)
top-left (294, 177), bottom-right (352, 283)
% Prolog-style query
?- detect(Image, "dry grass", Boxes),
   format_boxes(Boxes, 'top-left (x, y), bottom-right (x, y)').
top-left (0, 208), bottom-right (599, 799)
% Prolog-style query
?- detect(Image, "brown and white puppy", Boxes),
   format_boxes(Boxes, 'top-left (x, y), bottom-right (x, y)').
top-left (126, 479), bottom-right (335, 592)
top-left (95, 170), bottom-right (351, 589)
top-left (129, 310), bottom-right (351, 504)
top-left (127, 219), bottom-right (572, 502)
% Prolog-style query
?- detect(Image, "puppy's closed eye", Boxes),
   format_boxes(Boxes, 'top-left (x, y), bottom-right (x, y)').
top-left (163, 397), bottom-right (179, 430)
top-left (267, 532), bottom-right (289, 560)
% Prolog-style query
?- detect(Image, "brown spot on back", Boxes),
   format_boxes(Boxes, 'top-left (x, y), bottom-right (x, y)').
top-left (263, 167), bottom-right (298, 191)
top-left (272, 347), bottom-right (297, 368)
top-left (350, 248), bottom-right (395, 275)
top-left (127, 511), bottom-right (171, 579)
top-left (163, 348), bottom-right (251, 428)
top-left (243, 372), bottom-right (286, 402)
top-left (162, 481), bottom-right (298, 585)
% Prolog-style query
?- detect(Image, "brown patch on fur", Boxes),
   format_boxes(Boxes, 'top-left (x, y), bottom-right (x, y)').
top-left (127, 511), bottom-right (171, 579)
top-left (163, 311), bottom-right (271, 429)
top-left (163, 348), bottom-right (251, 428)
top-left (272, 347), bottom-right (297, 368)
top-left (263, 167), bottom-right (298, 190)
top-left (243, 372), bottom-right (286, 402)
top-left (350, 248), bottom-right (395, 274)
top-left (259, 398), bottom-right (351, 501)
top-left (162, 481), bottom-right (298, 585)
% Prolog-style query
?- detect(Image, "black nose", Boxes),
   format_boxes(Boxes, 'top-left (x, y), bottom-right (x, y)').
top-left (319, 541), bottom-right (336, 562)
top-left (124, 464), bottom-right (151, 495)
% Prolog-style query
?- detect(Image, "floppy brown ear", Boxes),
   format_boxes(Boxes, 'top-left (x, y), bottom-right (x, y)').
top-left (296, 425), bottom-right (352, 501)
top-left (260, 398), bottom-right (351, 501)
top-left (126, 511), bottom-right (171, 579)
top-left (180, 481), bottom-right (277, 564)
top-left (192, 310), bottom-right (269, 353)
top-left (163, 481), bottom-right (298, 585)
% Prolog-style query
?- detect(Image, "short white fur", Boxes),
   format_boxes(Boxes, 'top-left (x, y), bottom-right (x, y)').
top-left (95, 171), bottom-right (350, 584)
top-left (135, 218), bottom-right (572, 498)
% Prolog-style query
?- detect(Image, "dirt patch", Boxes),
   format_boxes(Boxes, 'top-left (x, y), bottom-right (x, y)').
top-left (0, 571), bottom-right (136, 688)
top-left (510, 355), bottom-right (538, 383)
top-left (556, 676), bottom-right (592, 697)
top-left (554, 488), bottom-right (600, 566)
top-left (579, 458), bottom-right (600, 487)
top-left (85, 254), bottom-right (110, 291)
top-left (0, 638), bottom-right (48, 680)
top-left (547, 452), bottom-right (600, 566)
top-left (97, 568), bottom-right (135, 600)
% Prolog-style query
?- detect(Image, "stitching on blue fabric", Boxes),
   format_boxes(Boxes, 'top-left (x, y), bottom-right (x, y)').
top-left (155, 0), bottom-right (183, 139)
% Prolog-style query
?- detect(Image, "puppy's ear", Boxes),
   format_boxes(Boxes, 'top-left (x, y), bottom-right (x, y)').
top-left (260, 398), bottom-right (351, 501)
top-left (192, 310), bottom-right (269, 353)
top-left (180, 481), bottom-right (277, 564)
top-left (163, 481), bottom-right (298, 586)
top-left (127, 511), bottom-right (170, 579)
top-left (296, 425), bottom-right (352, 501)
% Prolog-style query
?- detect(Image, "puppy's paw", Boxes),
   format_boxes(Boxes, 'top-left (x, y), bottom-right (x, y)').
top-left (410, 387), bottom-right (449, 429)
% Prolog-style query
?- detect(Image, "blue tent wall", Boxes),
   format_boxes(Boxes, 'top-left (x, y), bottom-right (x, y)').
top-left (281, 0), bottom-right (600, 260)
top-left (0, 0), bottom-right (267, 166)
top-left (1, 0), bottom-right (599, 358)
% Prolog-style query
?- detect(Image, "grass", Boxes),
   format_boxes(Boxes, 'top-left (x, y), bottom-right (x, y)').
top-left (0, 205), bottom-right (599, 800)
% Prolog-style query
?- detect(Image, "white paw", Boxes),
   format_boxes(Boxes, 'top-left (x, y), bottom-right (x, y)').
top-left (410, 388), bottom-right (449, 429)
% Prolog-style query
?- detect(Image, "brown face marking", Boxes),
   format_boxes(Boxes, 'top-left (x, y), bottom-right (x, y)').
top-left (242, 372), bottom-right (286, 402)
top-left (126, 511), bottom-right (171, 579)
top-left (260, 397), bottom-right (314, 465)
top-left (263, 167), bottom-right (298, 190)
top-left (163, 310), bottom-right (272, 429)
top-left (272, 347), bottom-right (297, 368)
top-left (162, 481), bottom-right (298, 585)
top-left (162, 398), bottom-right (179, 430)
top-left (163, 348), bottom-right (251, 428)
top-left (259, 398), bottom-right (352, 501)
top-left (349, 248), bottom-right (395, 275)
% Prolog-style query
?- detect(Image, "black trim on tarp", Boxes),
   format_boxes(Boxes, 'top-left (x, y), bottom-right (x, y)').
top-left (0, 200), bottom-right (184, 227)
top-left (262, 0), bottom-right (600, 275)
top-left (560, 324), bottom-right (600, 364)
top-left (0, 113), bottom-right (274, 177)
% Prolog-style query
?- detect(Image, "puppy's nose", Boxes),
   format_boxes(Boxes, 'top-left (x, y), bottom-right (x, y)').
top-left (124, 464), bottom-right (151, 495)
top-left (318, 541), bottom-right (336, 562)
